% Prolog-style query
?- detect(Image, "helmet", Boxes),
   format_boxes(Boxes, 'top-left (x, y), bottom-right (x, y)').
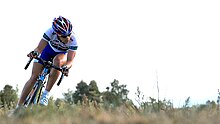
top-left (52, 16), bottom-right (72, 36)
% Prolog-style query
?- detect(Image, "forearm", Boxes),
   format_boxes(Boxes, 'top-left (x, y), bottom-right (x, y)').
top-left (66, 51), bottom-right (76, 69)
top-left (34, 39), bottom-right (48, 54)
top-left (66, 61), bottom-right (73, 69)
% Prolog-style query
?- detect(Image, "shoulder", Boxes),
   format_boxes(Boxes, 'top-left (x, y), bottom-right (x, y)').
top-left (70, 32), bottom-right (78, 45)
top-left (68, 32), bottom-right (78, 51)
top-left (43, 28), bottom-right (56, 41)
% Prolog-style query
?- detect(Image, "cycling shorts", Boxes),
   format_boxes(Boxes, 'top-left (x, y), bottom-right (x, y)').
top-left (35, 44), bottom-right (67, 65)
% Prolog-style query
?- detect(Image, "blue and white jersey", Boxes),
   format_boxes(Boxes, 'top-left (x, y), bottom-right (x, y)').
top-left (42, 28), bottom-right (78, 52)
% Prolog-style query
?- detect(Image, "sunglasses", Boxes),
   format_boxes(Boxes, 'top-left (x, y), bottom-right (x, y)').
top-left (60, 33), bottom-right (71, 38)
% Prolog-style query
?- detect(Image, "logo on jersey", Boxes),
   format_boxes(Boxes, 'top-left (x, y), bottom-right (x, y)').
top-left (50, 39), bottom-right (68, 51)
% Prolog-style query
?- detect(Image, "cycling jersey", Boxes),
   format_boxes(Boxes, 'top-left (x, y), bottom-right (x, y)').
top-left (42, 28), bottom-right (78, 52)
top-left (35, 28), bottom-right (78, 65)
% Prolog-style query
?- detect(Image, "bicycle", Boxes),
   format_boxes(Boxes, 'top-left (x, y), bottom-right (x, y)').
top-left (23, 52), bottom-right (65, 108)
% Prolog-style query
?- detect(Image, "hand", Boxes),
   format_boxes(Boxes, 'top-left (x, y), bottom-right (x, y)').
top-left (62, 65), bottom-right (69, 76)
top-left (27, 51), bottom-right (39, 58)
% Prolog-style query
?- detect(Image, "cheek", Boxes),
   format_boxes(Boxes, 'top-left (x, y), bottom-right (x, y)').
top-left (65, 38), bottom-right (70, 42)
top-left (67, 37), bottom-right (71, 41)
top-left (64, 37), bottom-right (71, 43)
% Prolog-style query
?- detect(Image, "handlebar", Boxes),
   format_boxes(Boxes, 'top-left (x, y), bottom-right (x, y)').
top-left (24, 51), bottom-right (38, 70)
top-left (24, 56), bottom-right (65, 86)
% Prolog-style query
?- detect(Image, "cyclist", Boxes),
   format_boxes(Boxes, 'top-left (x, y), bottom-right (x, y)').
top-left (16, 16), bottom-right (78, 108)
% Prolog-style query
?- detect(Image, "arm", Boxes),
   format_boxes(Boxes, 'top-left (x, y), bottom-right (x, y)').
top-left (65, 50), bottom-right (76, 69)
top-left (27, 39), bottom-right (48, 57)
top-left (34, 39), bottom-right (48, 54)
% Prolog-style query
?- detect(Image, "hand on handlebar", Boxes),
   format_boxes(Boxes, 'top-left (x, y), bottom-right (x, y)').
top-left (27, 51), bottom-right (39, 58)
top-left (61, 65), bottom-right (69, 77)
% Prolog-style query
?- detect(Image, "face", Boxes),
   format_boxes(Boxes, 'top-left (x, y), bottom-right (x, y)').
top-left (57, 34), bottom-right (71, 43)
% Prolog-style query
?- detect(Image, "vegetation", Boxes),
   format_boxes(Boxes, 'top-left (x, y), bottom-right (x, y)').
top-left (0, 79), bottom-right (220, 124)
top-left (0, 85), bottom-right (18, 110)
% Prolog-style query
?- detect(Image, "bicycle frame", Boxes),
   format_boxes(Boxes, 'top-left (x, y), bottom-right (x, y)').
top-left (23, 56), bottom-right (64, 108)
top-left (33, 67), bottom-right (50, 104)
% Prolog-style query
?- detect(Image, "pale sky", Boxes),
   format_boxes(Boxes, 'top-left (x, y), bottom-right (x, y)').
top-left (0, 0), bottom-right (220, 107)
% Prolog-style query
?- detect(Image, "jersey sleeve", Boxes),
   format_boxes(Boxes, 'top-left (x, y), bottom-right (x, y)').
top-left (68, 34), bottom-right (78, 51)
top-left (42, 28), bottom-right (54, 42)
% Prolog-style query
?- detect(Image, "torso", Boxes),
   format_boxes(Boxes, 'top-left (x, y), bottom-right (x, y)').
top-left (43, 28), bottom-right (78, 52)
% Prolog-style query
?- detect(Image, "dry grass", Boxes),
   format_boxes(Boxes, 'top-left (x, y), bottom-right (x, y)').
top-left (1, 104), bottom-right (220, 124)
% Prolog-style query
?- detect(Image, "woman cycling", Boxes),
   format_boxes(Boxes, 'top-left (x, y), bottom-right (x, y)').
top-left (16, 16), bottom-right (78, 108)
